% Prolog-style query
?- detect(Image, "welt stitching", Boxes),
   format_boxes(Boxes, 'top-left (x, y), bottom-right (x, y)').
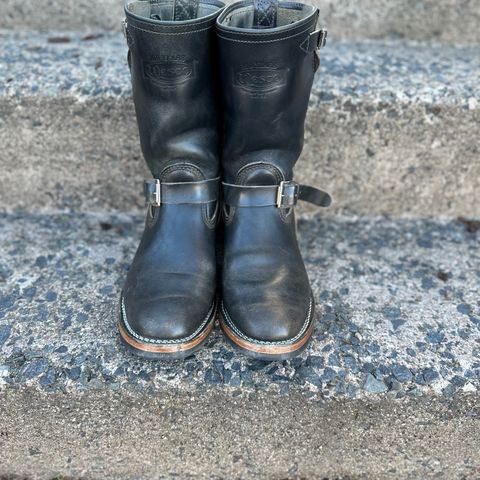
top-left (129, 22), bottom-right (213, 35)
top-left (217, 24), bottom-right (313, 43)
top-left (221, 297), bottom-right (313, 345)
top-left (121, 296), bottom-right (215, 344)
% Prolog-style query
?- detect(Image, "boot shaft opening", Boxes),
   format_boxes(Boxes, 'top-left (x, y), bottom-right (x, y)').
top-left (126, 0), bottom-right (224, 23)
top-left (217, 0), bottom-right (317, 31)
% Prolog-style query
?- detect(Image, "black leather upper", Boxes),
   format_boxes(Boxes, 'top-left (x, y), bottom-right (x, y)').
top-left (217, 1), bottom-right (325, 344)
top-left (121, 0), bottom-right (224, 345)
top-left (125, 0), bottom-right (224, 181)
top-left (217, 1), bottom-right (319, 184)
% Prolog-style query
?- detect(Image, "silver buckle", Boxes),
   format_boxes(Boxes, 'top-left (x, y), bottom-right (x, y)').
top-left (276, 181), bottom-right (299, 208)
top-left (152, 179), bottom-right (161, 207)
top-left (122, 19), bottom-right (128, 39)
top-left (317, 28), bottom-right (327, 49)
top-left (145, 179), bottom-right (161, 207)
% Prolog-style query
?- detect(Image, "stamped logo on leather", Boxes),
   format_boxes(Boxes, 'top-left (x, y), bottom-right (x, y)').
top-left (143, 56), bottom-right (195, 86)
top-left (234, 63), bottom-right (287, 95)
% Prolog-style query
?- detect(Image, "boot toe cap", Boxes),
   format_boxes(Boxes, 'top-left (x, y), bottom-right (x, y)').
top-left (121, 294), bottom-right (214, 343)
top-left (221, 294), bottom-right (314, 344)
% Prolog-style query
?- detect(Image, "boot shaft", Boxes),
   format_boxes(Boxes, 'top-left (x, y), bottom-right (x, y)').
top-left (125, 0), bottom-right (225, 181)
top-left (216, 1), bottom-right (322, 185)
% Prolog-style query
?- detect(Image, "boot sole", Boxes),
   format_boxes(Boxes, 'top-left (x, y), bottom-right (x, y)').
top-left (219, 299), bottom-right (315, 361)
top-left (117, 297), bottom-right (217, 361)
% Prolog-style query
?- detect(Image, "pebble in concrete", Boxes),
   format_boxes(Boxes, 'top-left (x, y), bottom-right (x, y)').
top-left (363, 373), bottom-right (388, 394)
top-left (0, 212), bottom-right (479, 399)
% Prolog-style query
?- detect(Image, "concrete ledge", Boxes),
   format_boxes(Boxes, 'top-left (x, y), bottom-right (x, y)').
top-left (0, 212), bottom-right (479, 399)
top-left (0, 32), bottom-right (479, 217)
top-left (0, 390), bottom-right (479, 479)
top-left (2, 0), bottom-right (480, 43)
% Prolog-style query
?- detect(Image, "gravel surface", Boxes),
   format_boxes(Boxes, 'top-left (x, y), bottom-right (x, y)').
top-left (0, 212), bottom-right (478, 399)
top-left (1, 32), bottom-right (478, 107)
top-left (2, 0), bottom-right (480, 43)
top-left (1, 389), bottom-right (479, 479)
top-left (0, 32), bottom-right (479, 216)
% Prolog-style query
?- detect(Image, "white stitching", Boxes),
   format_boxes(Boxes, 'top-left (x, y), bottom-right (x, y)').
top-left (128, 12), bottom-right (217, 29)
top-left (121, 296), bottom-right (215, 344)
top-left (221, 296), bottom-right (314, 345)
top-left (299, 34), bottom-right (310, 53)
top-left (216, 24), bottom-right (312, 43)
top-left (128, 22), bottom-right (213, 35)
top-left (219, 1), bottom-right (311, 25)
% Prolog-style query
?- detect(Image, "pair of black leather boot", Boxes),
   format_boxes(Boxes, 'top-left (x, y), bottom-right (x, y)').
top-left (118, 0), bottom-right (331, 361)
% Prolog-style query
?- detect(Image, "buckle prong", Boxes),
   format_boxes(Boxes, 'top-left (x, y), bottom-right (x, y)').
top-left (276, 181), bottom-right (284, 208)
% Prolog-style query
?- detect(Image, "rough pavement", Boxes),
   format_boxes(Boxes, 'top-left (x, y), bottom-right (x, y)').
top-left (0, 212), bottom-right (479, 399)
top-left (2, 0), bottom-right (480, 43)
top-left (1, 32), bottom-right (479, 216)
top-left (0, 389), bottom-right (479, 479)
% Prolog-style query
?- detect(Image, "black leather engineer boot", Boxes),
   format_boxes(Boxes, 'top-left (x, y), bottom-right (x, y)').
top-left (118, 0), bottom-right (225, 359)
top-left (216, 0), bottom-right (331, 360)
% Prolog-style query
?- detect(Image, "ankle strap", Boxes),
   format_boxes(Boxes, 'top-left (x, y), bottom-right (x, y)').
top-left (144, 177), bottom-right (220, 206)
top-left (222, 181), bottom-right (331, 208)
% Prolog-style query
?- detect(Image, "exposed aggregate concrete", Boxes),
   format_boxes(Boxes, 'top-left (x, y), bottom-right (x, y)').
top-left (1, 12), bottom-right (479, 479)
top-left (2, 0), bottom-right (480, 43)
top-left (0, 212), bottom-right (478, 399)
top-left (2, 32), bottom-right (478, 106)
top-left (0, 32), bottom-right (478, 216)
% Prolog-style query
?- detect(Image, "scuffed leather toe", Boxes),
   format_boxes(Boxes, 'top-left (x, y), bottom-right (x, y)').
top-left (221, 291), bottom-right (313, 344)
top-left (122, 294), bottom-right (214, 343)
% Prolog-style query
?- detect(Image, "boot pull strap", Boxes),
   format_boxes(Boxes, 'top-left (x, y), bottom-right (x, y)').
top-left (172, 0), bottom-right (200, 21)
top-left (222, 181), bottom-right (332, 209)
top-left (143, 0), bottom-right (199, 21)
top-left (145, 177), bottom-right (220, 207)
top-left (253, 0), bottom-right (278, 28)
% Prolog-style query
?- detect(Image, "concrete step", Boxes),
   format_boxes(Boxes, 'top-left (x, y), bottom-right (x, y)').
top-left (1, 390), bottom-right (479, 479)
top-left (1, 212), bottom-right (479, 477)
top-left (1, 31), bottom-right (479, 217)
top-left (0, 212), bottom-right (479, 399)
top-left (2, 0), bottom-right (479, 43)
